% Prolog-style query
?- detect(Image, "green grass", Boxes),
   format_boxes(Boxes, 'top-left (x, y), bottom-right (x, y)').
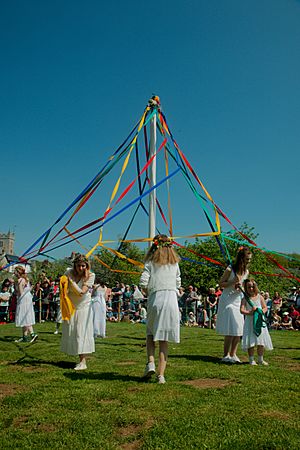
top-left (0, 322), bottom-right (299, 449)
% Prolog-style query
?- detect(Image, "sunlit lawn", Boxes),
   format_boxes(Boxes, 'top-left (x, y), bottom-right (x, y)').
top-left (0, 322), bottom-right (299, 449)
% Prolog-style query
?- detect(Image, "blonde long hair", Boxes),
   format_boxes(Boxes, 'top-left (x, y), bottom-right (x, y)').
top-left (14, 265), bottom-right (29, 283)
top-left (72, 254), bottom-right (90, 282)
top-left (145, 235), bottom-right (180, 265)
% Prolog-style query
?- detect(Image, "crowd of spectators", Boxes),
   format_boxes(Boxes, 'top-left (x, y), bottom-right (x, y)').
top-left (178, 284), bottom-right (300, 331)
top-left (0, 273), bottom-right (300, 331)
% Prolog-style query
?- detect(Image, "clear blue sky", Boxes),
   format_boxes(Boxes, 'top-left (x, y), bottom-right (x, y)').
top-left (1, 0), bottom-right (299, 259)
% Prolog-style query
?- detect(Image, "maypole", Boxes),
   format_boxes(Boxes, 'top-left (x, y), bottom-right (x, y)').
top-left (148, 95), bottom-right (159, 244)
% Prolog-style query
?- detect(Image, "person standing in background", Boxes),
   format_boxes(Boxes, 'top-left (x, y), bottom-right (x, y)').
top-left (216, 247), bottom-right (252, 363)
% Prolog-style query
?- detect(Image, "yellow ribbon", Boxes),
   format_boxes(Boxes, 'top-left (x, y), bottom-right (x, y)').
top-left (59, 275), bottom-right (76, 321)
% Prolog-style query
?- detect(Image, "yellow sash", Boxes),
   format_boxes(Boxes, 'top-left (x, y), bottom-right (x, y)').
top-left (59, 275), bottom-right (76, 321)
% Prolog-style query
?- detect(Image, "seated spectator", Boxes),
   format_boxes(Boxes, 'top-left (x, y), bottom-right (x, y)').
top-left (133, 303), bottom-right (147, 324)
top-left (270, 311), bottom-right (282, 330)
top-left (281, 312), bottom-right (293, 330)
top-left (272, 292), bottom-right (282, 312)
top-left (289, 305), bottom-right (300, 330)
top-left (187, 311), bottom-right (197, 327)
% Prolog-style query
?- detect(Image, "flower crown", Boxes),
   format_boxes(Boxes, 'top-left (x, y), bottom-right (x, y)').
top-left (152, 236), bottom-right (173, 249)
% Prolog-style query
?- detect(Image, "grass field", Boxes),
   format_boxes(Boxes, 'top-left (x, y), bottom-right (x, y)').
top-left (0, 322), bottom-right (299, 449)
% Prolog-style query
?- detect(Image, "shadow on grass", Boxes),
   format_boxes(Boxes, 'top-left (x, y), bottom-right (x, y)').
top-left (100, 342), bottom-right (145, 350)
top-left (8, 354), bottom-right (76, 369)
top-left (0, 336), bottom-right (19, 343)
top-left (64, 371), bottom-right (145, 383)
top-left (117, 335), bottom-right (145, 341)
top-left (169, 354), bottom-right (221, 364)
top-left (169, 354), bottom-right (249, 365)
top-left (277, 347), bottom-right (300, 350)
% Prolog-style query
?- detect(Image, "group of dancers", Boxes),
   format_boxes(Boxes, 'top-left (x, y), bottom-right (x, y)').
top-left (12, 241), bottom-right (273, 382)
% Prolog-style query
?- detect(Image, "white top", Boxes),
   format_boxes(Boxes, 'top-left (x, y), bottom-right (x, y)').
top-left (140, 261), bottom-right (181, 294)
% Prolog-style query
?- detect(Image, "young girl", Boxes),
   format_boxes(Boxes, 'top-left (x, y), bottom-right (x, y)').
top-left (216, 246), bottom-right (252, 363)
top-left (139, 234), bottom-right (181, 384)
top-left (14, 266), bottom-right (38, 343)
top-left (60, 254), bottom-right (95, 370)
top-left (240, 279), bottom-right (273, 365)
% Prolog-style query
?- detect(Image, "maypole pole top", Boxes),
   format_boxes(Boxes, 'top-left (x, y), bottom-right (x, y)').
top-left (148, 95), bottom-right (160, 109)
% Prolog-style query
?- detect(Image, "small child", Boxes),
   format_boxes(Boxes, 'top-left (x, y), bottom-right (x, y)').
top-left (240, 279), bottom-right (273, 365)
top-left (140, 234), bottom-right (181, 384)
top-left (14, 266), bottom-right (38, 343)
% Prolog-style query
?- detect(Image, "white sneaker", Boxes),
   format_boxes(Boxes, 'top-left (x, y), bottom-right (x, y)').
top-left (74, 361), bottom-right (87, 371)
top-left (157, 375), bottom-right (166, 384)
top-left (249, 360), bottom-right (257, 366)
top-left (230, 354), bottom-right (241, 364)
top-left (221, 355), bottom-right (232, 363)
top-left (142, 362), bottom-right (156, 379)
top-left (54, 330), bottom-right (59, 335)
top-left (258, 360), bottom-right (269, 366)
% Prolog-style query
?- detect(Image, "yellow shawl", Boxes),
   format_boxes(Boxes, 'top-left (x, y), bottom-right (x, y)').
top-left (59, 275), bottom-right (76, 321)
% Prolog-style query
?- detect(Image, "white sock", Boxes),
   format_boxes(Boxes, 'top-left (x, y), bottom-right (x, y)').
top-left (258, 355), bottom-right (264, 363)
top-left (249, 356), bottom-right (254, 363)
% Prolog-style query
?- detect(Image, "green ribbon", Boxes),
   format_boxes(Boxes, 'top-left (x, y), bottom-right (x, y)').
top-left (245, 297), bottom-right (267, 337)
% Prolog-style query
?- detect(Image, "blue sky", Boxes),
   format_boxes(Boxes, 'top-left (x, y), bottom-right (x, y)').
top-left (1, 0), bottom-right (299, 260)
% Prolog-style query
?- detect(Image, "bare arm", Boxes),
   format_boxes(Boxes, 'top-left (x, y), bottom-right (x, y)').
top-left (240, 298), bottom-right (250, 315)
top-left (260, 295), bottom-right (268, 314)
top-left (18, 278), bottom-right (26, 295)
top-left (219, 268), bottom-right (240, 289)
top-left (67, 271), bottom-right (94, 295)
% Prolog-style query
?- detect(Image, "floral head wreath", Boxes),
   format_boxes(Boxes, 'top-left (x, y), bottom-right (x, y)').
top-left (73, 253), bottom-right (89, 267)
top-left (152, 236), bottom-right (173, 249)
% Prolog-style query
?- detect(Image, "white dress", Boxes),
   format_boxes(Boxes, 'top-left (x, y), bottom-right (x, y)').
top-left (140, 262), bottom-right (181, 343)
top-left (216, 269), bottom-right (248, 336)
top-left (242, 295), bottom-right (273, 351)
top-left (61, 270), bottom-right (95, 356)
top-left (92, 286), bottom-right (106, 338)
top-left (15, 284), bottom-right (35, 327)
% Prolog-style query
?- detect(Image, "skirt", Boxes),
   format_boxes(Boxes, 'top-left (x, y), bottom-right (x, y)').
top-left (15, 291), bottom-right (35, 327)
top-left (61, 303), bottom-right (95, 356)
top-left (146, 290), bottom-right (180, 343)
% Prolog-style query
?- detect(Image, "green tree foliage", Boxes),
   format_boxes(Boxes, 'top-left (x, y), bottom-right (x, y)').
top-left (178, 223), bottom-right (300, 296)
top-left (1, 224), bottom-right (298, 296)
top-left (91, 241), bottom-right (145, 286)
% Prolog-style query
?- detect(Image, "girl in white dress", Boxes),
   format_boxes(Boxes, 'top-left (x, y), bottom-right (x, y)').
top-left (92, 280), bottom-right (107, 338)
top-left (60, 254), bottom-right (95, 370)
top-left (14, 266), bottom-right (38, 343)
top-left (216, 247), bottom-right (252, 363)
top-left (240, 279), bottom-right (273, 365)
top-left (140, 234), bottom-right (181, 384)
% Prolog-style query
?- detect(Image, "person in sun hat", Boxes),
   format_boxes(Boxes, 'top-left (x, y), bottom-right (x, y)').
top-left (140, 235), bottom-right (181, 384)
top-left (281, 311), bottom-right (293, 330)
